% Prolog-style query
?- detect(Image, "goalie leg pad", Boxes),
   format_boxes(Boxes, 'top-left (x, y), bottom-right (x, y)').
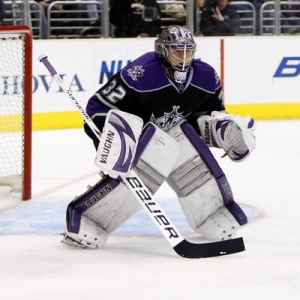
top-left (166, 121), bottom-right (247, 241)
top-left (64, 175), bottom-right (142, 248)
top-left (133, 123), bottom-right (181, 194)
top-left (197, 206), bottom-right (242, 241)
top-left (63, 124), bottom-right (180, 248)
top-left (94, 109), bottom-right (144, 174)
top-left (62, 215), bottom-right (108, 249)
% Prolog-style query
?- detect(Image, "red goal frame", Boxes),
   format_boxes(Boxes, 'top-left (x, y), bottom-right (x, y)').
top-left (0, 25), bottom-right (32, 200)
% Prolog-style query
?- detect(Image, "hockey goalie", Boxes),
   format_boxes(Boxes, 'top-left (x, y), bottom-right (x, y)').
top-left (61, 25), bottom-right (257, 249)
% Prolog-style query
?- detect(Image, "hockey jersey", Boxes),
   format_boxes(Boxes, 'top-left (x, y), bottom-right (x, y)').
top-left (85, 51), bottom-right (225, 147)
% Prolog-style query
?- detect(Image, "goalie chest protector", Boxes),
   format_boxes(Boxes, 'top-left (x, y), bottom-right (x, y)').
top-left (95, 52), bottom-right (223, 132)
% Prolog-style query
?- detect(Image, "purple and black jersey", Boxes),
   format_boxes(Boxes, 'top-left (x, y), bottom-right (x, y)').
top-left (85, 52), bottom-right (225, 148)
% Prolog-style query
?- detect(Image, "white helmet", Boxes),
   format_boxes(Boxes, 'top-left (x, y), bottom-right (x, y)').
top-left (155, 25), bottom-right (196, 83)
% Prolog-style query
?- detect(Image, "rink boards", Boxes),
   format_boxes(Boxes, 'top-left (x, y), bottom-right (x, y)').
top-left (7, 37), bottom-right (300, 129)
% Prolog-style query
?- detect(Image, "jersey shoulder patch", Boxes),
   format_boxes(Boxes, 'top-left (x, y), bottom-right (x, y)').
top-left (121, 52), bottom-right (170, 91)
top-left (191, 60), bottom-right (221, 93)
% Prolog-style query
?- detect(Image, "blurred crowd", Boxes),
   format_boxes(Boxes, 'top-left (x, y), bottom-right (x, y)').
top-left (0, 0), bottom-right (300, 38)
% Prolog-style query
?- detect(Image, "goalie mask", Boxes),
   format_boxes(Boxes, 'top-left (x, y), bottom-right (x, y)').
top-left (155, 25), bottom-right (196, 84)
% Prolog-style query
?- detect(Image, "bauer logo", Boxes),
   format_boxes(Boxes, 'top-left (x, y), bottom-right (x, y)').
top-left (126, 176), bottom-right (180, 240)
top-left (274, 57), bottom-right (300, 77)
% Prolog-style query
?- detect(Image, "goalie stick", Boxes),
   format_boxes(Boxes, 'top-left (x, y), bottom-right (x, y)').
top-left (38, 54), bottom-right (245, 259)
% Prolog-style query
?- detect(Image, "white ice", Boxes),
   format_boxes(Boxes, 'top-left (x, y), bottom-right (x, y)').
top-left (0, 119), bottom-right (300, 300)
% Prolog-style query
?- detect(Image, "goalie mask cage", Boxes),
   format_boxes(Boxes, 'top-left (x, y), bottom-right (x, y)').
top-left (0, 26), bottom-right (32, 200)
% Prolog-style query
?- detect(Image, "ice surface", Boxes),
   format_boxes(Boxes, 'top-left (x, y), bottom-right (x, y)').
top-left (0, 120), bottom-right (300, 299)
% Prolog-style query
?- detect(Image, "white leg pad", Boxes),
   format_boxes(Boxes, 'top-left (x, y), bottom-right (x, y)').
top-left (63, 177), bottom-right (142, 249)
top-left (167, 120), bottom-right (246, 241)
top-left (177, 178), bottom-right (224, 231)
top-left (62, 215), bottom-right (108, 249)
top-left (134, 123), bottom-right (181, 194)
top-left (196, 206), bottom-right (244, 241)
top-left (84, 182), bottom-right (141, 234)
top-left (63, 123), bottom-right (180, 249)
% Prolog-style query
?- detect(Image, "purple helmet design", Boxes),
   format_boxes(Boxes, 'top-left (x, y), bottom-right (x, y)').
top-left (155, 26), bottom-right (196, 84)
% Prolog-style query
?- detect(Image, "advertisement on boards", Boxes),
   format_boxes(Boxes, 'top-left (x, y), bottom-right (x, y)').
top-left (225, 37), bottom-right (300, 105)
top-left (32, 38), bottom-right (220, 114)
top-left (2, 37), bottom-right (298, 129)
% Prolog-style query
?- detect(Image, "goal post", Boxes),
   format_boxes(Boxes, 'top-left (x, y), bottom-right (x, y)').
top-left (0, 25), bottom-right (32, 200)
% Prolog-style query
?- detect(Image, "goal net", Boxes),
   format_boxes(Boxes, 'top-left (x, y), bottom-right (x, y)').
top-left (0, 26), bottom-right (32, 200)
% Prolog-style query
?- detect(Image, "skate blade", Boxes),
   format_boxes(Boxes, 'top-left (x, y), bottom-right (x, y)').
top-left (61, 236), bottom-right (87, 249)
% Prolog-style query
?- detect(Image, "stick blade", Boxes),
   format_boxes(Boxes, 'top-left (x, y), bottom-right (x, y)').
top-left (173, 237), bottom-right (245, 259)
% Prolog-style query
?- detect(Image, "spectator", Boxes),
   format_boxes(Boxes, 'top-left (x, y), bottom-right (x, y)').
top-left (283, 1), bottom-right (300, 33)
top-left (37, 0), bottom-right (92, 36)
top-left (35, 0), bottom-right (64, 14)
top-left (78, 0), bottom-right (102, 36)
top-left (270, 0), bottom-right (300, 34)
top-left (230, 0), bottom-right (264, 35)
top-left (0, 0), bottom-right (4, 25)
top-left (110, 0), bottom-right (162, 37)
top-left (31, 1), bottom-right (53, 38)
top-left (200, 0), bottom-right (241, 36)
top-left (194, 0), bottom-right (205, 35)
top-left (163, 0), bottom-right (187, 26)
top-left (34, 0), bottom-right (64, 36)
top-left (84, 0), bottom-right (101, 26)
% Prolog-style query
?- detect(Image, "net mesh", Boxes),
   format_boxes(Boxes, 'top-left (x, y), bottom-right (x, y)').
top-left (0, 33), bottom-right (25, 192)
